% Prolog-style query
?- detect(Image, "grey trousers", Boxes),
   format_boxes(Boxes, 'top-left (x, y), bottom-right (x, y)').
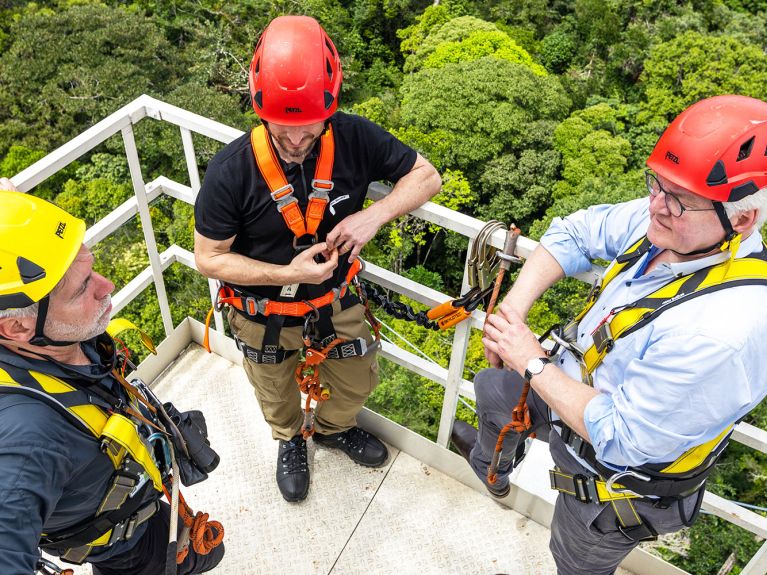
top-left (469, 368), bottom-right (702, 575)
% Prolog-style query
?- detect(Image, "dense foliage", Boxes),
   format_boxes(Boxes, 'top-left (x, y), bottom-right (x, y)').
top-left (2, 1), bottom-right (767, 571)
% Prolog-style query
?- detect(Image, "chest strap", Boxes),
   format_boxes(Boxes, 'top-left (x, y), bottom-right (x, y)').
top-left (251, 123), bottom-right (335, 239)
top-left (565, 238), bottom-right (767, 378)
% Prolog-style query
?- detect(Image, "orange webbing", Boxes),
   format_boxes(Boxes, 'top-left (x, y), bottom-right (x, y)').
top-left (165, 487), bottom-right (224, 564)
top-left (250, 124), bottom-right (335, 239)
top-left (203, 307), bottom-right (215, 352)
top-left (306, 125), bottom-right (334, 236)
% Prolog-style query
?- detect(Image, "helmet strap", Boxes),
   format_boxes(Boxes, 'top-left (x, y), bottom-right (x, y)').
top-left (670, 201), bottom-right (738, 257)
top-left (28, 295), bottom-right (77, 347)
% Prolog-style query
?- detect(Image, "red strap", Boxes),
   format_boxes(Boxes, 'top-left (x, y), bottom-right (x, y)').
top-left (250, 124), bottom-right (335, 239)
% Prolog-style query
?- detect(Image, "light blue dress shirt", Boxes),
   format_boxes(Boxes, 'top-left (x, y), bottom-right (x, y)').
top-left (540, 197), bottom-right (767, 469)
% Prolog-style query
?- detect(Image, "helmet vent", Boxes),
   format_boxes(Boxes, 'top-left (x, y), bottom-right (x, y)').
top-left (324, 90), bottom-right (334, 110)
top-left (325, 38), bottom-right (336, 58)
top-left (326, 58), bottom-right (333, 79)
top-left (254, 90), bottom-right (263, 110)
top-left (254, 57), bottom-right (260, 76)
top-left (706, 160), bottom-right (728, 187)
top-left (17, 257), bottom-right (46, 284)
top-left (737, 136), bottom-right (755, 161)
top-left (730, 181), bottom-right (759, 201)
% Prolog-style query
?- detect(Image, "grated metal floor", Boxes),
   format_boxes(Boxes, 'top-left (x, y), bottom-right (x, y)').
top-left (66, 344), bottom-right (633, 575)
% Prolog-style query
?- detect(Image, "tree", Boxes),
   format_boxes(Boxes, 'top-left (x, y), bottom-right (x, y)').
top-left (0, 4), bottom-right (180, 157)
top-left (640, 30), bottom-right (767, 122)
top-left (400, 56), bottom-right (570, 171)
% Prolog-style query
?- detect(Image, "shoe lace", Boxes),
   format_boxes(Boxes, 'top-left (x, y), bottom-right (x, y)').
top-left (281, 439), bottom-right (308, 473)
top-left (345, 427), bottom-right (369, 452)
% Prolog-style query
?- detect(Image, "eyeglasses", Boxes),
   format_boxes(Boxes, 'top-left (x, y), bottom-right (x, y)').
top-left (645, 171), bottom-right (716, 217)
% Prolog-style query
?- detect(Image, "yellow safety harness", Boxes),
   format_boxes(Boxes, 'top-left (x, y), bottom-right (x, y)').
top-left (549, 236), bottom-right (767, 541)
top-left (0, 323), bottom-right (166, 564)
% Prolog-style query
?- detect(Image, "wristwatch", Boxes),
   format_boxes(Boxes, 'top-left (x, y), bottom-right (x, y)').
top-left (524, 357), bottom-right (551, 381)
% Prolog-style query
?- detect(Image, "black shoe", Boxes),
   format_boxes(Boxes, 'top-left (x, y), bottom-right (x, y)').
top-left (313, 426), bottom-right (389, 467)
top-left (276, 435), bottom-right (310, 502)
top-left (450, 420), bottom-right (510, 499)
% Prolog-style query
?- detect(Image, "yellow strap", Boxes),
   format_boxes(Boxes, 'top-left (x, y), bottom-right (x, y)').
top-left (583, 252), bottom-right (767, 374)
top-left (107, 318), bottom-right (157, 355)
top-left (100, 414), bottom-right (163, 492)
top-left (550, 469), bottom-right (638, 502)
top-left (572, 236), bottom-right (649, 325)
top-left (661, 425), bottom-right (732, 473)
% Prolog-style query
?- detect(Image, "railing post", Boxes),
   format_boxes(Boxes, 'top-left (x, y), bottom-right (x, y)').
top-left (121, 124), bottom-right (175, 337)
top-left (180, 126), bottom-right (224, 334)
top-left (180, 127), bottom-right (202, 194)
top-left (436, 239), bottom-right (475, 447)
top-left (740, 540), bottom-right (767, 575)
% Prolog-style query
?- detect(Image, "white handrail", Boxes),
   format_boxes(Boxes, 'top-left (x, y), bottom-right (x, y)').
top-left (11, 95), bottom-right (767, 575)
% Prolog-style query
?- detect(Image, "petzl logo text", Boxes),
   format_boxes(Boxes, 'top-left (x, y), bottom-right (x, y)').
top-left (285, 107), bottom-right (302, 113)
top-left (55, 222), bottom-right (66, 238)
top-left (665, 151), bottom-right (680, 164)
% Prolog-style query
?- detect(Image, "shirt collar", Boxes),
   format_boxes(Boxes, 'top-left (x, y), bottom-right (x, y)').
top-left (644, 229), bottom-right (764, 278)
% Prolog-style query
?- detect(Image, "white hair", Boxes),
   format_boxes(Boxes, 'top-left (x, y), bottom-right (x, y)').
top-left (0, 301), bottom-right (39, 321)
top-left (723, 186), bottom-right (767, 229)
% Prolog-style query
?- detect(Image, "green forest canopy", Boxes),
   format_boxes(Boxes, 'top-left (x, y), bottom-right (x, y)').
top-left (2, 1), bottom-right (767, 572)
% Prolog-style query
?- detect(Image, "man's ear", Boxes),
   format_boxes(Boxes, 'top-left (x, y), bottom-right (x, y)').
top-left (0, 316), bottom-right (36, 342)
top-left (731, 208), bottom-right (759, 234)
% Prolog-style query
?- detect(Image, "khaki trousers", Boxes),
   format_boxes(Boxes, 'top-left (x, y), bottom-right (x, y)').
top-left (227, 301), bottom-right (379, 441)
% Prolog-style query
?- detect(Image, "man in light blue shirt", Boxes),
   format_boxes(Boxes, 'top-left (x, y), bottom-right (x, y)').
top-left (451, 95), bottom-right (767, 575)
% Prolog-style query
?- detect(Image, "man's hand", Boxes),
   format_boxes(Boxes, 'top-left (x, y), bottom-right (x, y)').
top-left (325, 211), bottom-right (383, 263)
top-left (290, 242), bottom-right (339, 284)
top-left (0, 178), bottom-right (18, 191)
top-left (482, 300), bottom-right (546, 376)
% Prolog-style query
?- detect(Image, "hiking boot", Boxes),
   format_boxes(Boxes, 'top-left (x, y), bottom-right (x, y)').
top-left (276, 435), bottom-right (310, 502)
top-left (313, 426), bottom-right (389, 467)
top-left (451, 420), bottom-right (510, 499)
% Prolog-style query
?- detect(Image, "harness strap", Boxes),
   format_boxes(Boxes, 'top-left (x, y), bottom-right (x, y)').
top-left (549, 469), bottom-right (657, 542)
top-left (250, 123), bottom-right (335, 239)
top-left (556, 422), bottom-right (730, 498)
top-left (571, 239), bottom-right (767, 376)
top-left (215, 257), bottom-right (362, 319)
top-left (42, 476), bottom-right (158, 563)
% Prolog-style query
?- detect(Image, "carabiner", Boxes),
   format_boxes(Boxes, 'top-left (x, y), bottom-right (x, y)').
top-left (605, 470), bottom-right (651, 497)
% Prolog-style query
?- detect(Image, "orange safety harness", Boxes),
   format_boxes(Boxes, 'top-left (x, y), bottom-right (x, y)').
top-left (202, 123), bottom-right (380, 438)
top-left (252, 122), bottom-right (335, 241)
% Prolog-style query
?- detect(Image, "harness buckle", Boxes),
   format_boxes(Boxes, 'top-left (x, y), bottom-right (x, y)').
top-left (311, 178), bottom-right (334, 193)
top-left (244, 296), bottom-right (258, 316)
top-left (605, 470), bottom-right (651, 497)
top-left (271, 184), bottom-right (297, 209)
top-left (572, 474), bottom-right (598, 503)
top-left (592, 321), bottom-right (614, 354)
top-left (292, 234), bottom-right (318, 253)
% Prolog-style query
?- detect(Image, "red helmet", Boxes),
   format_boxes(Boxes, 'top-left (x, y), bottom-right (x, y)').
top-left (248, 16), bottom-right (342, 125)
top-left (647, 95), bottom-right (767, 202)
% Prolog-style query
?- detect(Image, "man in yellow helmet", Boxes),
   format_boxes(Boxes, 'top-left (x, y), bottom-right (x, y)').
top-left (0, 185), bottom-right (224, 574)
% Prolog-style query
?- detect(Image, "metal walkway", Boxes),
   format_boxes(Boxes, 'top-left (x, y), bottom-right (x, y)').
top-left (67, 342), bottom-right (634, 575)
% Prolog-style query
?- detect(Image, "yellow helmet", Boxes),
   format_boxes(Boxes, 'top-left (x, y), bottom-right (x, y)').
top-left (0, 190), bottom-right (86, 311)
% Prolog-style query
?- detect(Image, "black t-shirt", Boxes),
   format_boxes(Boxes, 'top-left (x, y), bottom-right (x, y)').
top-left (194, 111), bottom-right (417, 302)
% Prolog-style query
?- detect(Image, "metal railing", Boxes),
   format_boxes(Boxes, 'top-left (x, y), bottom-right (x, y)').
top-left (10, 95), bottom-right (767, 575)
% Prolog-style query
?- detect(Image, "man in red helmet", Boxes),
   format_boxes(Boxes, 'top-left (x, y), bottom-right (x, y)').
top-left (194, 15), bottom-right (440, 502)
top-left (451, 95), bottom-right (767, 574)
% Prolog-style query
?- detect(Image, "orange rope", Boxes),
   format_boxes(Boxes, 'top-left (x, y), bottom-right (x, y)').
top-left (164, 487), bottom-right (224, 564)
top-left (294, 338), bottom-right (344, 439)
